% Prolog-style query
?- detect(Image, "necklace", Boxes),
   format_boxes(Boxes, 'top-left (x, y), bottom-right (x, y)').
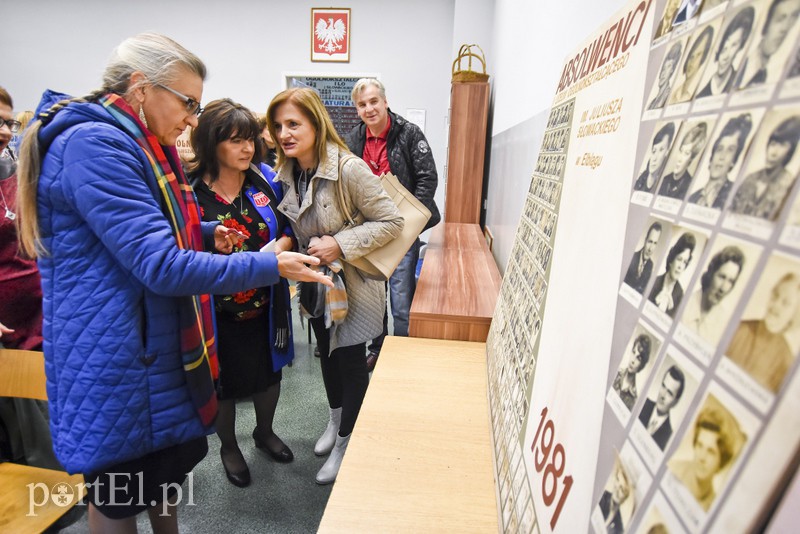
top-left (0, 185), bottom-right (15, 221)
top-left (220, 189), bottom-right (242, 212)
top-left (210, 178), bottom-right (245, 215)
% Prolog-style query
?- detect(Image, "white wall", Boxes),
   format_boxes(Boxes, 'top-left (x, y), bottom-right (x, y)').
top-left (3, 0), bottom-right (454, 217)
top-left (484, 0), bottom-right (629, 269)
top-left (452, 0), bottom-right (495, 67)
top-left (490, 0), bottom-right (630, 135)
top-left (3, 0), bottom-right (635, 268)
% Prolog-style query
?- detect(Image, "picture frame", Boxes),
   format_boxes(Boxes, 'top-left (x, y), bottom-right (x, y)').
top-left (311, 8), bottom-right (351, 62)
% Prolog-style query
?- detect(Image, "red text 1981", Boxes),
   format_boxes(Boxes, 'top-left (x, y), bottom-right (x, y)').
top-left (531, 406), bottom-right (573, 530)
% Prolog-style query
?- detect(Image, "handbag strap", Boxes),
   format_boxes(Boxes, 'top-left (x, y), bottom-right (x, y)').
top-left (336, 153), bottom-right (360, 227)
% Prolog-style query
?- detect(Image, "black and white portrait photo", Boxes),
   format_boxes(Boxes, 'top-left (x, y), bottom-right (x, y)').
top-left (730, 110), bottom-right (800, 220)
top-left (659, 119), bottom-right (713, 199)
top-left (736, 0), bottom-right (800, 89)
top-left (656, 0), bottom-right (684, 39)
top-left (725, 254), bottom-right (800, 393)
top-left (681, 237), bottom-right (758, 347)
top-left (624, 220), bottom-right (665, 294)
top-left (635, 122), bottom-right (678, 193)
top-left (674, 0), bottom-right (704, 26)
top-left (639, 363), bottom-right (689, 451)
top-left (649, 42), bottom-right (685, 110)
top-left (596, 457), bottom-right (636, 534)
top-left (668, 393), bottom-right (748, 512)
top-left (670, 24), bottom-right (719, 104)
top-left (612, 325), bottom-right (661, 411)
top-left (688, 112), bottom-right (756, 210)
top-left (649, 229), bottom-right (707, 318)
top-left (696, 5), bottom-right (756, 98)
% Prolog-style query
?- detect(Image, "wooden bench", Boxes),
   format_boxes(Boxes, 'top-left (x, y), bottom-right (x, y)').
top-left (318, 336), bottom-right (498, 532)
top-left (409, 222), bottom-right (501, 342)
top-left (0, 349), bottom-right (86, 532)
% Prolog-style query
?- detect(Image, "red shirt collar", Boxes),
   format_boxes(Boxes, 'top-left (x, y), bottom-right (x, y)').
top-left (367, 115), bottom-right (391, 141)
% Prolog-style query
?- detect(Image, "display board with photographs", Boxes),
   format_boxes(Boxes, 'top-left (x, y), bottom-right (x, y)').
top-left (487, 0), bottom-right (656, 529)
top-left (486, 0), bottom-right (800, 532)
top-left (487, 96), bottom-right (574, 533)
top-left (596, 0), bottom-right (800, 531)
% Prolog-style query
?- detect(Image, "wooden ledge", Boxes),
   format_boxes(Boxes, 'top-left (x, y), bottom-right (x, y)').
top-left (409, 223), bottom-right (501, 342)
top-left (319, 336), bottom-right (498, 532)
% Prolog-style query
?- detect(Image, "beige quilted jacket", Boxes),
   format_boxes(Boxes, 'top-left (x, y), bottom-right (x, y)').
top-left (276, 143), bottom-right (404, 351)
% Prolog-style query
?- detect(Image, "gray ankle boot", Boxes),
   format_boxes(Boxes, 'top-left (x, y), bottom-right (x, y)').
top-left (316, 433), bottom-right (351, 485)
top-left (314, 407), bottom-right (342, 456)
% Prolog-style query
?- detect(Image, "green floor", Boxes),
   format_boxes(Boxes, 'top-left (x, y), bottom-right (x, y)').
top-left (61, 311), bottom-right (339, 533)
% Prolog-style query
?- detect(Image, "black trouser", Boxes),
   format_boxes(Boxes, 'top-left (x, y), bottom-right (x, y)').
top-left (368, 285), bottom-right (389, 354)
top-left (310, 317), bottom-right (369, 437)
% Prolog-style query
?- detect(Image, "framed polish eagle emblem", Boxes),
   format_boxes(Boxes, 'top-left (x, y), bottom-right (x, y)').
top-left (311, 8), bottom-right (351, 62)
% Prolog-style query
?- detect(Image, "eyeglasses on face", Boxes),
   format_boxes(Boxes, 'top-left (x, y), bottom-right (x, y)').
top-left (0, 118), bottom-right (22, 133)
top-left (155, 83), bottom-right (203, 116)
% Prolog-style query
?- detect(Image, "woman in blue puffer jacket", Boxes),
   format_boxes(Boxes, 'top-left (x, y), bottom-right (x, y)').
top-left (15, 32), bottom-right (331, 532)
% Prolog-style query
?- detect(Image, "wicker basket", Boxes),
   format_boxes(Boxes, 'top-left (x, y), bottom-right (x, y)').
top-left (452, 44), bottom-right (489, 83)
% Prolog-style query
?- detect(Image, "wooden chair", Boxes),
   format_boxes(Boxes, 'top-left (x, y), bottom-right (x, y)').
top-left (0, 348), bottom-right (86, 532)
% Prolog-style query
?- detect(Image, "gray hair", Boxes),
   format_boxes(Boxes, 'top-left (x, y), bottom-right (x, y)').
top-left (17, 32), bottom-right (207, 258)
top-left (104, 32), bottom-right (207, 95)
top-left (351, 78), bottom-right (386, 102)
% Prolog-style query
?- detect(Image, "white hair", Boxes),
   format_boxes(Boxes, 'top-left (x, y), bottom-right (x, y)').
top-left (351, 78), bottom-right (385, 102)
top-left (103, 32), bottom-right (207, 95)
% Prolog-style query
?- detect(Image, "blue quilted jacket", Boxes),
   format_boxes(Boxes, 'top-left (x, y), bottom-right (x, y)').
top-left (34, 91), bottom-right (282, 474)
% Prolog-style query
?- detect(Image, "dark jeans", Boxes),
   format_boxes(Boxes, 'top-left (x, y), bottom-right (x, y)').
top-left (311, 317), bottom-right (370, 437)
top-left (368, 238), bottom-right (420, 353)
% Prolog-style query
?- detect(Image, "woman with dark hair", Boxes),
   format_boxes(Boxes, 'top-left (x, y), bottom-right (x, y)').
top-left (189, 99), bottom-right (296, 488)
top-left (682, 245), bottom-right (746, 344)
top-left (267, 87), bottom-right (403, 484)
top-left (670, 25), bottom-right (715, 104)
top-left (730, 115), bottom-right (800, 219)
top-left (696, 7), bottom-right (755, 97)
top-left (689, 113), bottom-right (753, 209)
top-left (613, 333), bottom-right (653, 410)
top-left (650, 232), bottom-right (697, 318)
top-left (16, 33), bottom-right (329, 531)
top-left (671, 399), bottom-right (743, 511)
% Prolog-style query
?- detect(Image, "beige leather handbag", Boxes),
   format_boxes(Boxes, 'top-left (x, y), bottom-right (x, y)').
top-left (336, 155), bottom-right (431, 280)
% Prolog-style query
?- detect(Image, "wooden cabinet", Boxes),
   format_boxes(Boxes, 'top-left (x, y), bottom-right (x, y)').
top-left (444, 81), bottom-right (490, 224)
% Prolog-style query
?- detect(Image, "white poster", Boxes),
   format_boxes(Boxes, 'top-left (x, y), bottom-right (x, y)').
top-left (487, 0), bottom-right (800, 531)
top-left (486, 0), bottom-right (657, 531)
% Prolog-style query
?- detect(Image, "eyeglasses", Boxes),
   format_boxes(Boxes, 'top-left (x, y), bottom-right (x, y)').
top-left (155, 83), bottom-right (203, 116)
top-left (0, 118), bottom-right (22, 133)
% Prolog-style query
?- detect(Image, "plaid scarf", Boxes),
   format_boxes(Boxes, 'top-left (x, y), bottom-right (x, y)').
top-left (324, 261), bottom-right (348, 327)
top-left (100, 93), bottom-right (219, 428)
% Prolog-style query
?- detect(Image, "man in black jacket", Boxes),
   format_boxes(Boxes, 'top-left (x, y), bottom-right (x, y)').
top-left (623, 221), bottom-right (662, 294)
top-left (638, 365), bottom-right (685, 450)
top-left (346, 78), bottom-right (441, 371)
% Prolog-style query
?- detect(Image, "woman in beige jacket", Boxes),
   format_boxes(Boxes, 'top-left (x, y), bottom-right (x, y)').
top-left (268, 88), bottom-right (403, 484)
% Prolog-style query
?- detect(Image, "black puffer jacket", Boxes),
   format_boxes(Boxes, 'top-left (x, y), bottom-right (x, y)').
top-left (346, 109), bottom-right (441, 230)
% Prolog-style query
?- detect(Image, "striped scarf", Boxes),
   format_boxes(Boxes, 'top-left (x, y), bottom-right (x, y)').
top-left (100, 93), bottom-right (219, 428)
top-left (324, 261), bottom-right (348, 327)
